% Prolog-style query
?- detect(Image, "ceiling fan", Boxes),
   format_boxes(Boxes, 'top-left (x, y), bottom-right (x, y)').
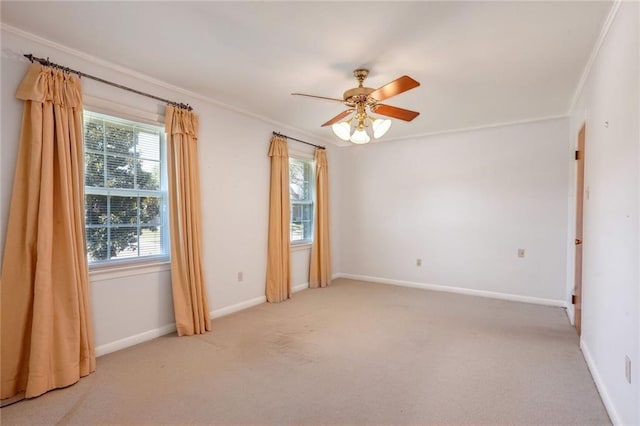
top-left (292, 69), bottom-right (420, 144)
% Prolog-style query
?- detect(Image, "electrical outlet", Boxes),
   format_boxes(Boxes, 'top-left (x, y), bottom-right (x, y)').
top-left (517, 249), bottom-right (525, 258)
top-left (237, 272), bottom-right (243, 282)
top-left (416, 258), bottom-right (422, 267)
top-left (625, 355), bottom-right (631, 384)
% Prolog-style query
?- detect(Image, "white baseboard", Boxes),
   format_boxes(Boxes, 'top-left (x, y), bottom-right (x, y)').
top-left (580, 340), bottom-right (620, 425)
top-left (333, 273), bottom-right (567, 308)
top-left (96, 285), bottom-right (311, 357)
top-left (292, 283), bottom-right (308, 293)
top-left (96, 296), bottom-right (267, 357)
top-left (210, 295), bottom-right (266, 319)
top-left (566, 303), bottom-right (575, 325)
top-left (95, 323), bottom-right (177, 357)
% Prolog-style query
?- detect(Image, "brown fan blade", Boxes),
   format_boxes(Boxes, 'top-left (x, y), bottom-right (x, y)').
top-left (369, 76), bottom-right (420, 102)
top-left (321, 109), bottom-right (354, 127)
top-left (292, 93), bottom-right (345, 103)
top-left (372, 104), bottom-right (420, 121)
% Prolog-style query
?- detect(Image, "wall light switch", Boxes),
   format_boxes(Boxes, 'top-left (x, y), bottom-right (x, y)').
top-left (237, 272), bottom-right (243, 282)
top-left (416, 259), bottom-right (422, 267)
top-left (625, 355), bottom-right (631, 384)
top-left (517, 249), bottom-right (525, 258)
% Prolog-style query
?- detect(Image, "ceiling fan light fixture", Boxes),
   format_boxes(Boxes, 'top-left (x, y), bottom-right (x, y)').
top-left (350, 129), bottom-right (370, 144)
top-left (372, 118), bottom-right (392, 139)
top-left (293, 68), bottom-right (420, 144)
top-left (331, 121), bottom-right (351, 141)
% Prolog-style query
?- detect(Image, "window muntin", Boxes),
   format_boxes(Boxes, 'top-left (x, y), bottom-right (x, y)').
top-left (84, 111), bottom-right (168, 265)
top-left (289, 157), bottom-right (314, 244)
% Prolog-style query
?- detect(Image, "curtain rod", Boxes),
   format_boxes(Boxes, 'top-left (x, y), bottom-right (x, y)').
top-left (272, 131), bottom-right (325, 150)
top-left (23, 54), bottom-right (193, 111)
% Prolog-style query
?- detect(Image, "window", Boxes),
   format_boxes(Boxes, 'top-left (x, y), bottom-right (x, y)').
top-left (84, 111), bottom-right (168, 264)
top-left (289, 157), bottom-right (314, 244)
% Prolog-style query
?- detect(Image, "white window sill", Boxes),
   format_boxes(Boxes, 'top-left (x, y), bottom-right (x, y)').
top-left (291, 243), bottom-right (312, 252)
top-left (89, 260), bottom-right (171, 282)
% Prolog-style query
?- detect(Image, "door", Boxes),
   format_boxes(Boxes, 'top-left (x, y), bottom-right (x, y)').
top-left (574, 124), bottom-right (585, 335)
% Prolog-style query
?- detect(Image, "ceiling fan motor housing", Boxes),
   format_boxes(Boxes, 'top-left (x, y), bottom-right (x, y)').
top-left (343, 87), bottom-right (375, 106)
top-left (344, 68), bottom-right (378, 107)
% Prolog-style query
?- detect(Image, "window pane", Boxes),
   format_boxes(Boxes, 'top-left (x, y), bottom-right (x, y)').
top-left (86, 226), bottom-right (109, 262)
top-left (139, 226), bottom-right (162, 256)
top-left (140, 196), bottom-right (162, 225)
top-left (84, 119), bottom-right (104, 152)
top-left (291, 222), bottom-right (304, 242)
top-left (85, 152), bottom-right (105, 187)
top-left (86, 194), bottom-right (107, 225)
top-left (137, 160), bottom-right (160, 190)
top-left (291, 204), bottom-right (301, 222)
top-left (291, 203), bottom-right (313, 241)
top-left (110, 226), bottom-right (139, 259)
top-left (137, 131), bottom-right (160, 161)
top-left (106, 154), bottom-right (135, 189)
top-left (303, 217), bottom-right (313, 241)
top-left (109, 196), bottom-right (138, 225)
top-left (289, 158), bottom-right (311, 202)
top-left (105, 123), bottom-right (135, 155)
top-left (289, 157), bottom-right (314, 242)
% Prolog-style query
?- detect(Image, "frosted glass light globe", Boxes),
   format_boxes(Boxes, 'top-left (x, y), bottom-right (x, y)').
top-left (372, 118), bottom-right (392, 139)
top-left (350, 129), bottom-right (371, 144)
top-left (331, 122), bottom-right (351, 141)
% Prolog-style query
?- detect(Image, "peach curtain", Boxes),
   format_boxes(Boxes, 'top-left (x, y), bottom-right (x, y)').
top-left (165, 106), bottom-right (211, 336)
top-left (1, 63), bottom-right (95, 401)
top-left (266, 135), bottom-right (291, 303)
top-left (309, 149), bottom-right (332, 288)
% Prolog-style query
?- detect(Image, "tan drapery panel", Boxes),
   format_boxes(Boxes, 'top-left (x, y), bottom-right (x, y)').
top-left (309, 149), bottom-right (332, 288)
top-left (266, 136), bottom-right (291, 303)
top-left (165, 106), bottom-right (211, 336)
top-left (1, 63), bottom-right (95, 400)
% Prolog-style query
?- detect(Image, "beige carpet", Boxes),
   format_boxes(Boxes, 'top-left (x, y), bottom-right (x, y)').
top-left (1, 279), bottom-right (610, 425)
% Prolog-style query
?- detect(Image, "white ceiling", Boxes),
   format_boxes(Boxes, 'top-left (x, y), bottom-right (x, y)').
top-left (1, 1), bottom-right (612, 144)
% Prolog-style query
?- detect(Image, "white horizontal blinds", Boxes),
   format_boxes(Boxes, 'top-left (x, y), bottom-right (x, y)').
top-left (84, 111), bottom-right (167, 264)
top-left (289, 157), bottom-right (314, 243)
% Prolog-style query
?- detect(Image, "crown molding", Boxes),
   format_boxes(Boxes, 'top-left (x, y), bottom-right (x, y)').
top-left (0, 23), bottom-right (334, 146)
top-left (567, 0), bottom-right (622, 113)
top-left (1, 18), bottom-right (599, 148)
top-left (368, 114), bottom-right (569, 145)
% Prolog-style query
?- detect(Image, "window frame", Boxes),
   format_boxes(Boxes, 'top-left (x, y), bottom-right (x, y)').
top-left (288, 151), bottom-right (315, 247)
top-left (83, 108), bottom-right (170, 270)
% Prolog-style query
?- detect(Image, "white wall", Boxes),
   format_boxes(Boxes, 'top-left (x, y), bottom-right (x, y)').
top-left (568, 3), bottom-right (639, 424)
top-left (335, 118), bottom-right (570, 303)
top-left (0, 27), bottom-right (337, 353)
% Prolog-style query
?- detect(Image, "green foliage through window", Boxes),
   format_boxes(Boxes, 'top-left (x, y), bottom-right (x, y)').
top-left (84, 111), bottom-right (167, 263)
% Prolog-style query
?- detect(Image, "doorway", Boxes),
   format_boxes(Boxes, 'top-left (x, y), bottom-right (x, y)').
top-left (574, 124), bottom-right (585, 335)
